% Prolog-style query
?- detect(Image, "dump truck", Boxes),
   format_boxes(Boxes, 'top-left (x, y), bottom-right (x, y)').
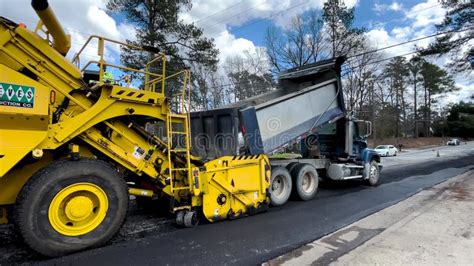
top-left (0, 0), bottom-right (381, 257)
top-left (191, 57), bottom-right (382, 204)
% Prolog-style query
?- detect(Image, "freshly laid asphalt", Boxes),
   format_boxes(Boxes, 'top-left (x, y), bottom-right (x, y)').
top-left (1, 146), bottom-right (473, 265)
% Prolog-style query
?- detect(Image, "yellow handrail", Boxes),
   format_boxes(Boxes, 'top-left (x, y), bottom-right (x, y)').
top-left (72, 35), bottom-right (191, 111)
top-left (72, 35), bottom-right (152, 65)
top-left (72, 35), bottom-right (170, 92)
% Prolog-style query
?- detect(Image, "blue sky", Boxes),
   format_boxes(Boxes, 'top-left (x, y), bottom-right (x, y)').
top-left (227, 0), bottom-right (440, 50)
top-left (175, 0), bottom-right (451, 72)
top-left (1, 0), bottom-right (471, 102)
top-left (230, 18), bottom-right (272, 47)
top-left (0, 0), bottom-right (447, 63)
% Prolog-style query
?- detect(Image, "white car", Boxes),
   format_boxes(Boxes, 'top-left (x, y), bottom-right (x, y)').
top-left (447, 139), bottom-right (460, 146)
top-left (374, 145), bottom-right (398, 157)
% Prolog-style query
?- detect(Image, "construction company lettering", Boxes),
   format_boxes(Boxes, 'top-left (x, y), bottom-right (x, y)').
top-left (0, 83), bottom-right (35, 108)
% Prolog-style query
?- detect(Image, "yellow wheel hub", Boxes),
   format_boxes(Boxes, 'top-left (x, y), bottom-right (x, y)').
top-left (48, 183), bottom-right (108, 236)
top-left (65, 196), bottom-right (93, 221)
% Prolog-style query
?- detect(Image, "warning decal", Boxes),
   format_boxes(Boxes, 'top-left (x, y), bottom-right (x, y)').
top-left (133, 146), bottom-right (145, 159)
top-left (0, 83), bottom-right (35, 108)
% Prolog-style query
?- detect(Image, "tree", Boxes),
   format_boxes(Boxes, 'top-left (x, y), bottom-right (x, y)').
top-left (191, 64), bottom-right (235, 111)
top-left (107, 0), bottom-right (219, 95)
top-left (322, 0), bottom-right (365, 58)
top-left (419, 61), bottom-right (458, 136)
top-left (383, 57), bottom-right (410, 138)
top-left (190, 64), bottom-right (216, 111)
top-left (420, 0), bottom-right (473, 73)
top-left (265, 11), bottom-right (327, 73)
top-left (408, 56), bottom-right (425, 138)
top-left (224, 49), bottom-right (274, 101)
top-left (343, 39), bottom-right (383, 115)
top-left (227, 71), bottom-right (273, 101)
top-left (446, 101), bottom-right (474, 138)
top-left (323, 0), bottom-right (370, 122)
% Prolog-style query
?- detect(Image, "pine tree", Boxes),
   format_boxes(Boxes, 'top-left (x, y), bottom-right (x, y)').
top-left (419, 61), bottom-right (458, 136)
top-left (384, 57), bottom-right (409, 138)
top-left (446, 101), bottom-right (474, 138)
top-left (420, 0), bottom-right (473, 73)
top-left (107, 0), bottom-right (219, 88)
top-left (408, 56), bottom-right (425, 138)
top-left (322, 0), bottom-right (365, 58)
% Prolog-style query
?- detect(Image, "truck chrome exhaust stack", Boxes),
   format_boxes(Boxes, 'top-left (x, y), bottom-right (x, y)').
top-left (31, 0), bottom-right (71, 55)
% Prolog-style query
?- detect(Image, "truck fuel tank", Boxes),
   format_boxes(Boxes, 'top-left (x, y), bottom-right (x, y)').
top-left (327, 163), bottom-right (364, 180)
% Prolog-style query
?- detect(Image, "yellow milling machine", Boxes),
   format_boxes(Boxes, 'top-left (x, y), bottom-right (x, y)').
top-left (0, 0), bottom-right (271, 257)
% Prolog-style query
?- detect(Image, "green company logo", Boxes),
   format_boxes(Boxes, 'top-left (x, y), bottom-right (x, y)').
top-left (0, 83), bottom-right (35, 108)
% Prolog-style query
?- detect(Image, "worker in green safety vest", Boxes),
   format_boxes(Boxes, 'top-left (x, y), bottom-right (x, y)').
top-left (102, 65), bottom-right (114, 83)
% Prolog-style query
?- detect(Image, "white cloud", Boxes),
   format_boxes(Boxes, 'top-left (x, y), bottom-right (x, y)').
top-left (117, 23), bottom-right (137, 42)
top-left (391, 26), bottom-right (411, 39)
top-left (85, 5), bottom-right (121, 39)
top-left (214, 30), bottom-right (259, 65)
top-left (390, 2), bottom-right (403, 11)
top-left (365, 0), bottom-right (471, 105)
top-left (365, 28), bottom-right (413, 57)
top-left (180, 0), bottom-right (326, 63)
top-left (439, 81), bottom-right (474, 105)
top-left (1, 0), bottom-right (362, 68)
top-left (405, 0), bottom-right (445, 28)
top-left (366, 0), bottom-right (450, 58)
top-left (0, 0), bottom-right (134, 64)
top-left (373, 1), bottom-right (404, 14)
top-left (181, 0), bottom-right (359, 64)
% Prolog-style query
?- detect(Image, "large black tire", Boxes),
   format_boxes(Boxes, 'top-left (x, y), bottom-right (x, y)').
top-left (366, 160), bottom-right (380, 186)
top-left (14, 159), bottom-right (128, 257)
top-left (269, 167), bottom-right (292, 207)
top-left (285, 162), bottom-right (299, 174)
top-left (291, 164), bottom-right (318, 201)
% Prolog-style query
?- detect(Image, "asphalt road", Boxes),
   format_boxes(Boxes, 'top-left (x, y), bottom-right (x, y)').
top-left (1, 143), bottom-right (473, 265)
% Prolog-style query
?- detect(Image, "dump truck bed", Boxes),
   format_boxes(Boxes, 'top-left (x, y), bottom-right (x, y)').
top-left (191, 57), bottom-right (346, 159)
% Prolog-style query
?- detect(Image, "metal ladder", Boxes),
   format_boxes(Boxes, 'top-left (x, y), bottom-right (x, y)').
top-left (166, 113), bottom-right (192, 192)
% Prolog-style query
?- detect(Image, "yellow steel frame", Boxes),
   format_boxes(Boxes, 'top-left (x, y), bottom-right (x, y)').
top-left (196, 155), bottom-right (271, 221)
top-left (72, 35), bottom-right (167, 93)
top-left (165, 70), bottom-right (192, 197)
top-left (1, 15), bottom-right (272, 228)
top-left (0, 21), bottom-right (187, 202)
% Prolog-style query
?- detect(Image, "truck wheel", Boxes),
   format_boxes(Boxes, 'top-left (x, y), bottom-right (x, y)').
top-left (269, 167), bottom-right (292, 207)
top-left (14, 159), bottom-right (128, 257)
top-left (285, 162), bottom-right (299, 174)
top-left (366, 160), bottom-right (380, 186)
top-left (292, 164), bottom-right (318, 201)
